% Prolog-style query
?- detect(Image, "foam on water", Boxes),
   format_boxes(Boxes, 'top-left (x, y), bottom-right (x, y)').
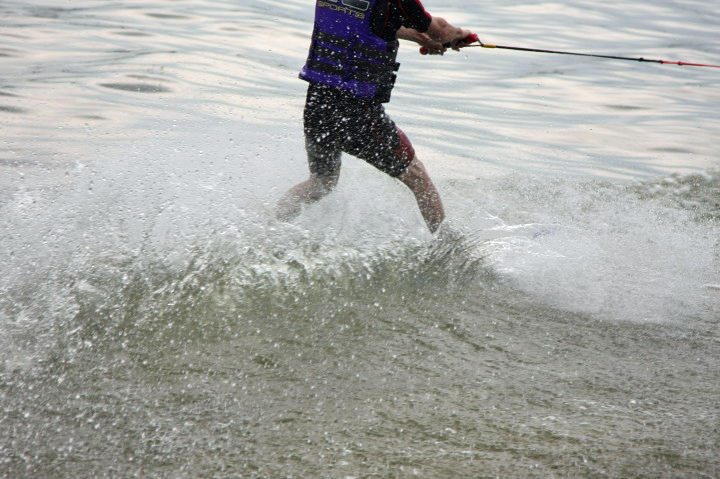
top-left (459, 173), bottom-right (720, 323)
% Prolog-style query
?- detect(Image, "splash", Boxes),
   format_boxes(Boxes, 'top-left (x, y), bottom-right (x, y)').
top-left (461, 171), bottom-right (720, 323)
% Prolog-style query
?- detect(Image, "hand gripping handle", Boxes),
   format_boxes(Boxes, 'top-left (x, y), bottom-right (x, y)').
top-left (419, 33), bottom-right (479, 55)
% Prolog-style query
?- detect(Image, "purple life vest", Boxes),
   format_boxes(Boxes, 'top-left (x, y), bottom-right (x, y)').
top-left (299, 0), bottom-right (400, 102)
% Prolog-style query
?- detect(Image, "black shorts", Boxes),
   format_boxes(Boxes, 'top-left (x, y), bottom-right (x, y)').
top-left (303, 83), bottom-right (415, 178)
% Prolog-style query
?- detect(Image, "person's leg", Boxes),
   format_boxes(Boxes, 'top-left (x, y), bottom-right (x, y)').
top-left (276, 170), bottom-right (340, 221)
top-left (398, 156), bottom-right (445, 233)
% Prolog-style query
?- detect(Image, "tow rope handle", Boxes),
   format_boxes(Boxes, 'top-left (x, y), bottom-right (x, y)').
top-left (419, 33), bottom-right (479, 55)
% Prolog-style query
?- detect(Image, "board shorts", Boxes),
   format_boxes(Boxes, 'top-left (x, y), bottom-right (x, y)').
top-left (303, 83), bottom-right (416, 178)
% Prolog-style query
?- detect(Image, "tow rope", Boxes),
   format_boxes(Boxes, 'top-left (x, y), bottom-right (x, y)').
top-left (421, 34), bottom-right (720, 69)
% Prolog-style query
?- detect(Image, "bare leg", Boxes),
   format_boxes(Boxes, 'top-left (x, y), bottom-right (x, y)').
top-left (398, 156), bottom-right (445, 233)
top-left (276, 171), bottom-right (340, 221)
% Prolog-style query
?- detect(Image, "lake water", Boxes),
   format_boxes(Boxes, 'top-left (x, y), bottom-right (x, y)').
top-left (1, 0), bottom-right (719, 477)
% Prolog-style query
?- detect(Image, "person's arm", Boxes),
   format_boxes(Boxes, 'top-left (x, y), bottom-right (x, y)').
top-left (398, 17), bottom-right (471, 55)
top-left (397, 26), bottom-right (446, 55)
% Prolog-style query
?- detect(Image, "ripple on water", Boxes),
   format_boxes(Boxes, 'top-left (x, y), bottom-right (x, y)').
top-left (99, 82), bottom-right (172, 93)
top-left (0, 105), bottom-right (27, 113)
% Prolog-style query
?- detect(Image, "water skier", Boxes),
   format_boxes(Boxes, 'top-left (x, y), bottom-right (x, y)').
top-left (277, 0), bottom-right (473, 233)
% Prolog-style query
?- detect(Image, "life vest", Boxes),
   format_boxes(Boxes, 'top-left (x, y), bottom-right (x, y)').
top-left (299, 0), bottom-right (400, 102)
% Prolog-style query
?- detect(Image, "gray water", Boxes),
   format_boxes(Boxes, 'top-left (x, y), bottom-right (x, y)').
top-left (1, 0), bottom-right (719, 477)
